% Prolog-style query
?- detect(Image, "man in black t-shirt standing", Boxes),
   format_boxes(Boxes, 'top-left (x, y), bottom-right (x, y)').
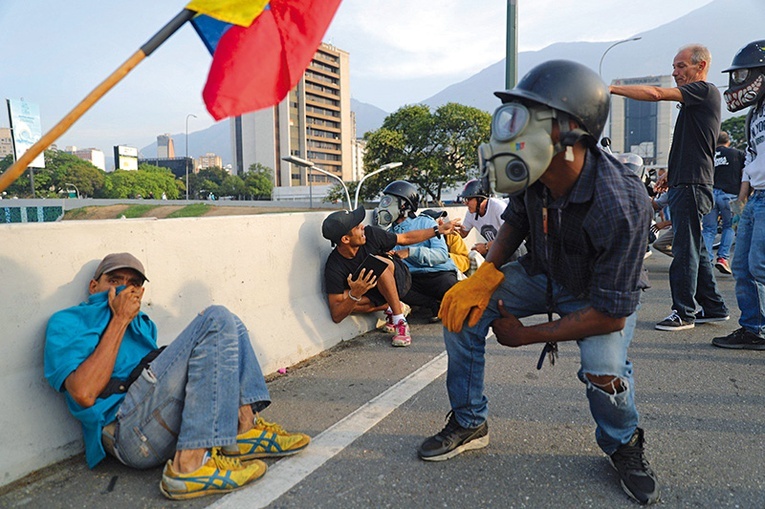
top-left (611, 43), bottom-right (729, 331)
top-left (702, 131), bottom-right (746, 274)
top-left (322, 206), bottom-right (459, 347)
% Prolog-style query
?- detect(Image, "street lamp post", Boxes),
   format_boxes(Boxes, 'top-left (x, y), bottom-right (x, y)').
top-left (282, 155), bottom-right (352, 210)
top-left (599, 37), bottom-right (641, 141)
top-left (354, 162), bottom-right (402, 209)
top-left (185, 113), bottom-right (197, 201)
top-left (599, 37), bottom-right (642, 77)
top-left (65, 182), bottom-right (80, 199)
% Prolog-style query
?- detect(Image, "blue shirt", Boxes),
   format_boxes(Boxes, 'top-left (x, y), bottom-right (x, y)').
top-left (44, 288), bottom-right (158, 468)
top-left (502, 149), bottom-right (651, 318)
top-left (391, 215), bottom-right (457, 274)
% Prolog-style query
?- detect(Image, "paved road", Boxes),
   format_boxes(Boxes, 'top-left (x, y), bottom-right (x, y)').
top-left (2, 253), bottom-right (763, 508)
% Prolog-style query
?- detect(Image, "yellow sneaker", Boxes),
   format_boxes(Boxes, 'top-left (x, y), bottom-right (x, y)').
top-left (159, 448), bottom-right (266, 500)
top-left (224, 417), bottom-right (310, 461)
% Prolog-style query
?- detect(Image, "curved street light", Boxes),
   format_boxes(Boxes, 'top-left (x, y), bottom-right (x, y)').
top-left (354, 162), bottom-right (402, 209)
top-left (185, 113), bottom-right (197, 200)
top-left (64, 182), bottom-right (80, 199)
top-left (599, 36), bottom-right (642, 77)
top-left (282, 155), bottom-right (352, 210)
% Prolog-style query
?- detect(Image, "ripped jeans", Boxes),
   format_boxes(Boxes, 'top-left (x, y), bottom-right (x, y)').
top-left (111, 306), bottom-right (271, 469)
top-left (443, 262), bottom-right (639, 455)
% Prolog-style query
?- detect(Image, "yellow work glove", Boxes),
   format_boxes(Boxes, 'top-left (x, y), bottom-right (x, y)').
top-left (438, 261), bottom-right (505, 333)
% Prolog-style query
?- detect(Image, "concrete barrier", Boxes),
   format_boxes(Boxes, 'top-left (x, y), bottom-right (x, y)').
top-left (0, 206), bottom-right (472, 487)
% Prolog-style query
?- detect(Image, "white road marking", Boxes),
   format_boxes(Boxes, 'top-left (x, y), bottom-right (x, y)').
top-left (207, 351), bottom-right (448, 509)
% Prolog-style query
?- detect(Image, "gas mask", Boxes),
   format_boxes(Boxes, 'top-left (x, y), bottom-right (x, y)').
top-left (477, 102), bottom-right (558, 196)
top-left (375, 194), bottom-right (402, 228)
top-left (724, 67), bottom-right (765, 112)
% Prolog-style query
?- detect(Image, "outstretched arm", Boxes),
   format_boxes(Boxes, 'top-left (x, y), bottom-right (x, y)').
top-left (609, 85), bottom-right (683, 103)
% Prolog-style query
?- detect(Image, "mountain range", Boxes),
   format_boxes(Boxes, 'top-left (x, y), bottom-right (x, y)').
top-left (143, 0), bottom-right (762, 167)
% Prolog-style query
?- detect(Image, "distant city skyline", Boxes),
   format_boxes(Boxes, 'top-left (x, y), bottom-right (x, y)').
top-left (0, 0), bottom-right (714, 159)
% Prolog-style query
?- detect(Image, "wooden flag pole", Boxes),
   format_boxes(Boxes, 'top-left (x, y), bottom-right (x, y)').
top-left (0, 9), bottom-right (196, 193)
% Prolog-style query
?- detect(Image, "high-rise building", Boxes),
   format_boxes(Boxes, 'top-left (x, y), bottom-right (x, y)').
top-left (232, 42), bottom-right (352, 188)
top-left (0, 127), bottom-right (13, 159)
top-left (197, 152), bottom-right (222, 170)
top-left (157, 134), bottom-right (176, 159)
top-left (65, 146), bottom-right (106, 171)
top-left (609, 75), bottom-right (675, 167)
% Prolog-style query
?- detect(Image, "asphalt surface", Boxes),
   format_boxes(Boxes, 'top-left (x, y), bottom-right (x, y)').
top-left (1, 252), bottom-right (763, 509)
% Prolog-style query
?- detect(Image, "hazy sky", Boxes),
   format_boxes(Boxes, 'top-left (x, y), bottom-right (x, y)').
top-left (0, 0), bottom-right (714, 157)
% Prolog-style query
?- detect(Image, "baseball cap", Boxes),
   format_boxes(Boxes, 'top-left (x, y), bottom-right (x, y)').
top-left (322, 206), bottom-right (366, 244)
top-left (93, 252), bottom-right (149, 282)
top-left (420, 209), bottom-right (447, 220)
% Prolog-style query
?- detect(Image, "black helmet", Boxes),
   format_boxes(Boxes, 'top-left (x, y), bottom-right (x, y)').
top-left (382, 180), bottom-right (420, 215)
top-left (494, 60), bottom-right (610, 140)
top-left (723, 40), bottom-right (765, 112)
top-left (723, 40), bottom-right (765, 72)
top-left (460, 178), bottom-right (490, 200)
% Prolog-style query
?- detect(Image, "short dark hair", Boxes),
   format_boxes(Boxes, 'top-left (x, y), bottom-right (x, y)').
top-left (717, 131), bottom-right (730, 145)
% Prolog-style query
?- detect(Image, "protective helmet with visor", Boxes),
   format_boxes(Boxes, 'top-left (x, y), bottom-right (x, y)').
top-left (723, 40), bottom-right (765, 112)
top-left (375, 180), bottom-right (420, 228)
top-left (477, 60), bottom-right (610, 196)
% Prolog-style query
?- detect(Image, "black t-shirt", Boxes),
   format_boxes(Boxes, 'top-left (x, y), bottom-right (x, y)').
top-left (713, 145), bottom-right (746, 195)
top-left (324, 225), bottom-right (398, 295)
top-left (667, 81), bottom-right (721, 187)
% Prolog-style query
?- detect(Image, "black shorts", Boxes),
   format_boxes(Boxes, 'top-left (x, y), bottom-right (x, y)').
top-left (365, 256), bottom-right (411, 307)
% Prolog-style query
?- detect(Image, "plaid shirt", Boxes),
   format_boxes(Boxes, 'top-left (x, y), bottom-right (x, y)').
top-left (502, 149), bottom-right (651, 318)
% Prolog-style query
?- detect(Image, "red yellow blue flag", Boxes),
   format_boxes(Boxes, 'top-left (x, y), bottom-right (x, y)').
top-left (190, 0), bottom-right (343, 120)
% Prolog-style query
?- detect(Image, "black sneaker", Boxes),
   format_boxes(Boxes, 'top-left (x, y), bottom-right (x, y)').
top-left (418, 412), bottom-right (489, 461)
top-left (694, 308), bottom-right (730, 324)
top-left (609, 428), bottom-right (659, 505)
top-left (712, 328), bottom-right (765, 350)
top-left (655, 310), bottom-right (694, 331)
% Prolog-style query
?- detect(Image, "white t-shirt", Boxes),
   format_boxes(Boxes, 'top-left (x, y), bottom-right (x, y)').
top-left (462, 197), bottom-right (508, 241)
top-left (743, 102), bottom-right (765, 190)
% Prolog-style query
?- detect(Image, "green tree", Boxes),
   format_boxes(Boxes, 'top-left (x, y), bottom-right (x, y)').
top-left (721, 114), bottom-right (748, 150)
top-left (348, 103), bottom-right (491, 205)
top-left (102, 164), bottom-right (180, 199)
top-left (242, 163), bottom-right (274, 199)
top-left (1, 150), bottom-right (106, 198)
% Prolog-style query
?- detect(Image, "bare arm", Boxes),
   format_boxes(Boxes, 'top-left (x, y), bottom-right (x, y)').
top-left (609, 84), bottom-right (684, 103)
top-left (492, 302), bottom-right (626, 347)
top-left (64, 286), bottom-right (144, 408)
top-left (396, 219), bottom-right (461, 245)
top-left (327, 269), bottom-right (382, 323)
top-left (485, 221), bottom-right (525, 267)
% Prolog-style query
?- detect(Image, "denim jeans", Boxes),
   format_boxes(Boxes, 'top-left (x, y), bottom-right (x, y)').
top-left (667, 185), bottom-right (727, 320)
top-left (731, 190), bottom-right (765, 337)
top-left (112, 305), bottom-right (271, 469)
top-left (443, 262), bottom-right (640, 455)
top-left (702, 188), bottom-right (737, 261)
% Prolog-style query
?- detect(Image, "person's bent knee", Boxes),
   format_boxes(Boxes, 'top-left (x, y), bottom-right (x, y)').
top-left (584, 373), bottom-right (627, 395)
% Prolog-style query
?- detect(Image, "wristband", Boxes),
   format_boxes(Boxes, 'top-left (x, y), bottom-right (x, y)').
top-left (433, 225), bottom-right (442, 238)
top-left (348, 291), bottom-right (361, 302)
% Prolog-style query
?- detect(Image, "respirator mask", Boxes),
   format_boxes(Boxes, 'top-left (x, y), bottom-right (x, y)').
top-left (375, 194), bottom-right (401, 228)
top-left (477, 102), bottom-right (559, 196)
top-left (724, 67), bottom-right (765, 112)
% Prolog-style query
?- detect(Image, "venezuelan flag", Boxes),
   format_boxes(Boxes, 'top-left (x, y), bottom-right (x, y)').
top-left (189, 0), bottom-right (343, 120)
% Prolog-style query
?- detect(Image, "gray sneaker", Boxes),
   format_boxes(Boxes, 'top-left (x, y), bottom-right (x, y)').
top-left (712, 328), bottom-right (765, 350)
top-left (609, 428), bottom-right (660, 505)
top-left (418, 412), bottom-right (489, 461)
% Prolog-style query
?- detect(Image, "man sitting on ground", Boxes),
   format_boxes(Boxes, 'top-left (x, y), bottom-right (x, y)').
top-left (45, 253), bottom-right (310, 500)
top-left (322, 206), bottom-right (459, 346)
